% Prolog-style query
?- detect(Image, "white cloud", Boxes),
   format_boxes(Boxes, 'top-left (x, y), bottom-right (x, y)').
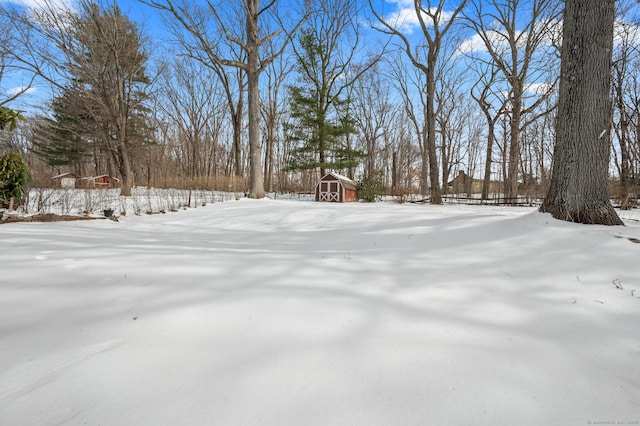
top-left (0, 0), bottom-right (76, 27)
top-left (614, 19), bottom-right (640, 49)
top-left (2, 0), bottom-right (72, 9)
top-left (457, 30), bottom-right (515, 55)
top-left (383, 0), bottom-right (454, 35)
top-left (7, 86), bottom-right (37, 96)
top-left (459, 17), bottom-right (640, 57)
top-left (458, 32), bottom-right (487, 54)
top-left (0, 0), bottom-right (75, 25)
top-left (459, 18), bottom-right (560, 56)
top-left (524, 82), bottom-right (554, 96)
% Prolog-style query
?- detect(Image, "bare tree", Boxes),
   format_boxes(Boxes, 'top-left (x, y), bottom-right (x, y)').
top-left (0, 5), bottom-right (35, 116)
top-left (620, 61), bottom-right (640, 204)
top-left (464, 0), bottom-right (560, 202)
top-left (434, 42), bottom-right (469, 194)
top-left (260, 44), bottom-right (293, 192)
top-left (470, 62), bottom-right (508, 200)
top-left (540, 0), bottom-right (623, 225)
top-left (159, 59), bottom-right (225, 180)
top-left (610, 4), bottom-right (640, 208)
top-left (391, 114), bottom-right (422, 196)
top-left (369, 0), bottom-right (468, 204)
top-left (352, 63), bottom-right (397, 180)
top-left (145, 0), bottom-right (303, 198)
top-left (5, 0), bottom-right (152, 196)
top-left (388, 52), bottom-right (434, 197)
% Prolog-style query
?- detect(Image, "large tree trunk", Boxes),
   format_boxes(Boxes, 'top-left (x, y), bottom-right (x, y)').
top-left (118, 144), bottom-right (133, 197)
top-left (392, 150), bottom-right (398, 195)
top-left (540, 0), bottom-right (622, 225)
top-left (231, 111), bottom-right (243, 177)
top-left (426, 62), bottom-right (442, 204)
top-left (506, 86), bottom-right (522, 203)
top-left (481, 122), bottom-right (495, 201)
top-left (246, 0), bottom-right (265, 199)
top-left (420, 129), bottom-right (429, 197)
top-left (263, 112), bottom-right (275, 193)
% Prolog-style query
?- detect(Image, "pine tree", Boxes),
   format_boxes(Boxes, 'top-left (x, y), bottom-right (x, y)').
top-left (33, 1), bottom-right (152, 195)
top-left (286, 31), bottom-right (364, 177)
top-left (32, 88), bottom-right (93, 169)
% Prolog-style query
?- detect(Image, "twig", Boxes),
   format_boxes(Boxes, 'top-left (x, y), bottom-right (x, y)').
top-left (612, 279), bottom-right (623, 290)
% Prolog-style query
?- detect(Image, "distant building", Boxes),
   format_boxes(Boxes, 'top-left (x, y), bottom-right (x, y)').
top-left (447, 171), bottom-right (501, 195)
top-left (315, 172), bottom-right (357, 202)
top-left (447, 171), bottom-right (481, 194)
top-left (81, 175), bottom-right (120, 188)
top-left (51, 173), bottom-right (79, 189)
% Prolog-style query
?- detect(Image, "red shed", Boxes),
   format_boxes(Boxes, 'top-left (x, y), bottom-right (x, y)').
top-left (82, 175), bottom-right (120, 188)
top-left (315, 172), bottom-right (357, 202)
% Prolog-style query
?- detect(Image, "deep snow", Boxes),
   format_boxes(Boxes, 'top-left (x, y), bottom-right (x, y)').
top-left (1, 198), bottom-right (639, 425)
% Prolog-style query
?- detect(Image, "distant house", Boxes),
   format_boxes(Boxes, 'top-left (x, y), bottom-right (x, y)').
top-left (51, 173), bottom-right (79, 189)
top-left (315, 172), bottom-right (357, 202)
top-left (447, 171), bottom-right (483, 194)
top-left (81, 175), bottom-right (120, 188)
top-left (447, 171), bottom-right (500, 195)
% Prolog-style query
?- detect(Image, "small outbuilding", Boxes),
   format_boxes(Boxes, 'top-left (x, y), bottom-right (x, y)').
top-left (315, 172), bottom-right (357, 202)
top-left (82, 175), bottom-right (120, 188)
top-left (51, 172), bottom-right (79, 189)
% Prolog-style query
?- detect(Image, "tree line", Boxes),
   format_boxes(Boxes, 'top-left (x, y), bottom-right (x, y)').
top-left (0, 0), bottom-right (636, 224)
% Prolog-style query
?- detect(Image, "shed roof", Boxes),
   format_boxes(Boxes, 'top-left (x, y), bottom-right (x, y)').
top-left (82, 175), bottom-right (120, 182)
top-left (52, 172), bottom-right (79, 179)
top-left (321, 172), bottom-right (357, 190)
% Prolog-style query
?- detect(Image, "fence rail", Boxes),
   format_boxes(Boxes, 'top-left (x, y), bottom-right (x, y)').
top-left (441, 195), bottom-right (543, 206)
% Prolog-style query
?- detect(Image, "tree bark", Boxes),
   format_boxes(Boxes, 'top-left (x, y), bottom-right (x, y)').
top-left (506, 85), bottom-right (523, 202)
top-left (426, 59), bottom-right (442, 204)
top-left (118, 143), bottom-right (133, 196)
top-left (482, 122), bottom-right (495, 200)
top-left (246, 0), bottom-right (264, 198)
top-left (540, 0), bottom-right (623, 225)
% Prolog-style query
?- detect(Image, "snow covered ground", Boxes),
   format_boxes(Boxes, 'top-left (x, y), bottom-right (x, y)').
top-left (1, 198), bottom-right (639, 426)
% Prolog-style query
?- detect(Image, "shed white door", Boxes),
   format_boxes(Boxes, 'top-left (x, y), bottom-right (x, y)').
top-left (319, 181), bottom-right (340, 202)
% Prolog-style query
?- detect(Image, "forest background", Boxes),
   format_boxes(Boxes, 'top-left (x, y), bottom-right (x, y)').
top-left (1, 0), bottom-right (638, 207)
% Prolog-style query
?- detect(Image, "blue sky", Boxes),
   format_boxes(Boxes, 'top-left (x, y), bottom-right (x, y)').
top-left (5, 0), bottom-right (632, 114)
top-left (1, 0), bottom-right (473, 102)
top-left (0, 0), bottom-right (375, 110)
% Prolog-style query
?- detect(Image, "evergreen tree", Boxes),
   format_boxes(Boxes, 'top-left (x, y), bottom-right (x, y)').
top-left (20, 1), bottom-right (151, 195)
top-left (285, 30), bottom-right (364, 177)
top-left (32, 87), bottom-right (93, 169)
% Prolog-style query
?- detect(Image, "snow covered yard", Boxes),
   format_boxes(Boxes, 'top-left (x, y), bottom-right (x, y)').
top-left (0, 199), bottom-right (639, 426)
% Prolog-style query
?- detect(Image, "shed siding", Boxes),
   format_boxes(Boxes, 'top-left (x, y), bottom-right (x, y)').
top-left (315, 173), bottom-right (357, 203)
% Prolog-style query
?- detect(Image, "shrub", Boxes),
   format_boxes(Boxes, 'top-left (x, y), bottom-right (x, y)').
top-left (0, 152), bottom-right (31, 210)
top-left (0, 107), bottom-right (25, 132)
top-left (357, 174), bottom-right (386, 202)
